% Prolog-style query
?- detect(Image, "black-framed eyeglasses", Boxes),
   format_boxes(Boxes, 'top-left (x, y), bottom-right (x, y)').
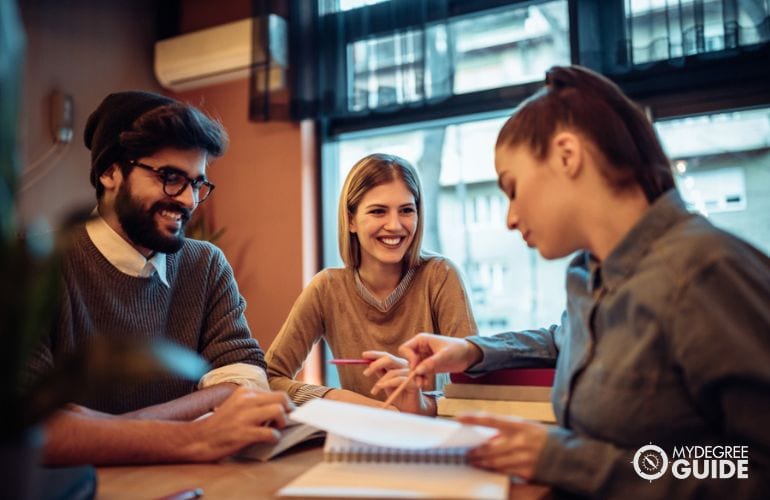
top-left (127, 160), bottom-right (215, 203)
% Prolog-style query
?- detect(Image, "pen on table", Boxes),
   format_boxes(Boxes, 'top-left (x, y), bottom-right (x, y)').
top-left (156, 487), bottom-right (204, 500)
top-left (380, 370), bottom-right (418, 409)
top-left (329, 358), bottom-right (374, 365)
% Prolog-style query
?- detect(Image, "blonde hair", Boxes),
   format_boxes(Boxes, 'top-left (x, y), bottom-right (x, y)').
top-left (338, 153), bottom-right (424, 270)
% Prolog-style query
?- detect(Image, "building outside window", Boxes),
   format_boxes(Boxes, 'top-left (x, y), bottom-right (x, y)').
top-left (625, 0), bottom-right (770, 65)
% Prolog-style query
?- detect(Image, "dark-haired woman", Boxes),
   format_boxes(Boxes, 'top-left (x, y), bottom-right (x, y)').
top-left (382, 66), bottom-right (770, 498)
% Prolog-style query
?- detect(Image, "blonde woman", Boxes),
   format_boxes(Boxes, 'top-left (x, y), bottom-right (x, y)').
top-left (266, 153), bottom-right (476, 413)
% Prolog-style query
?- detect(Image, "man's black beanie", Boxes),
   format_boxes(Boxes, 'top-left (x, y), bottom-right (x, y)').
top-left (84, 91), bottom-right (176, 188)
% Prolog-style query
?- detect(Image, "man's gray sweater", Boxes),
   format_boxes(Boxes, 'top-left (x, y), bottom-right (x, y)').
top-left (27, 225), bottom-right (265, 414)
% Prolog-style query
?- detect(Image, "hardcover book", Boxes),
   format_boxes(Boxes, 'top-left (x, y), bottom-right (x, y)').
top-left (450, 368), bottom-right (555, 386)
top-left (436, 397), bottom-right (556, 423)
top-left (440, 368), bottom-right (557, 423)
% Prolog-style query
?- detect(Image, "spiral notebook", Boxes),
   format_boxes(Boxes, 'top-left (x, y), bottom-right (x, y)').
top-left (277, 399), bottom-right (509, 499)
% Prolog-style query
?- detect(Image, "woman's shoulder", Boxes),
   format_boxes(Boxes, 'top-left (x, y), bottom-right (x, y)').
top-left (655, 215), bottom-right (768, 277)
top-left (308, 267), bottom-right (355, 290)
top-left (417, 253), bottom-right (464, 280)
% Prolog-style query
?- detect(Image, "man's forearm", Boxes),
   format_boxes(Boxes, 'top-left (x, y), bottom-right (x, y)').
top-left (121, 383), bottom-right (238, 420)
top-left (43, 410), bottom-right (204, 465)
top-left (44, 388), bottom-right (293, 466)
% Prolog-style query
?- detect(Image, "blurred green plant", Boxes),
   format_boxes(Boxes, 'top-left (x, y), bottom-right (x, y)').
top-left (0, 0), bottom-right (52, 439)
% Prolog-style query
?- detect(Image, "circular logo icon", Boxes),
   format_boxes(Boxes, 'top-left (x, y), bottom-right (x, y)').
top-left (633, 444), bottom-right (669, 481)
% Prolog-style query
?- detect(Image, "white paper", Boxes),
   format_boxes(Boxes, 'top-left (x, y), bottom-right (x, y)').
top-left (289, 399), bottom-right (497, 449)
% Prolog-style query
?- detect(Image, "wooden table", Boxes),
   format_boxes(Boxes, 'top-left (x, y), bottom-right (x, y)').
top-left (97, 443), bottom-right (551, 499)
top-left (97, 444), bottom-right (322, 499)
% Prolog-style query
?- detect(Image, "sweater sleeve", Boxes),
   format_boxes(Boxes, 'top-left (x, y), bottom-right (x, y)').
top-left (429, 257), bottom-right (478, 338)
top-left (199, 246), bottom-right (266, 371)
top-left (266, 272), bottom-right (333, 404)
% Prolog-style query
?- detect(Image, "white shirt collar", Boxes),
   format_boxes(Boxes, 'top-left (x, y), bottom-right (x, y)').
top-left (85, 209), bottom-right (169, 287)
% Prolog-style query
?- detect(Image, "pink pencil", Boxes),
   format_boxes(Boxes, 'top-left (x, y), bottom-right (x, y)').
top-left (329, 358), bottom-right (373, 365)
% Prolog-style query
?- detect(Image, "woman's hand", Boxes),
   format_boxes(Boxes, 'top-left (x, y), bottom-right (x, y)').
top-left (398, 333), bottom-right (483, 388)
top-left (361, 350), bottom-right (408, 377)
top-left (363, 350), bottom-right (435, 415)
top-left (323, 387), bottom-right (397, 410)
top-left (458, 413), bottom-right (549, 481)
top-left (362, 351), bottom-right (426, 414)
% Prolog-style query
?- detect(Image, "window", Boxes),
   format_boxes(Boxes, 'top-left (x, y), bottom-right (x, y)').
top-left (323, 111), bottom-right (572, 336)
top-left (655, 106), bottom-right (770, 254)
top-left (344, 1), bottom-right (569, 112)
top-left (319, 1), bottom-right (573, 338)
top-left (320, 0), bottom-right (391, 14)
top-left (322, 105), bottom-right (770, 342)
top-left (625, 0), bottom-right (770, 65)
top-left (305, 0), bottom-right (770, 386)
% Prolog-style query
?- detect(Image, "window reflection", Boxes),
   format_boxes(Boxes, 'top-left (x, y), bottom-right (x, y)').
top-left (625, 0), bottom-right (770, 65)
top-left (326, 106), bottom-right (770, 337)
top-left (655, 106), bottom-right (770, 254)
top-left (327, 113), bottom-right (572, 336)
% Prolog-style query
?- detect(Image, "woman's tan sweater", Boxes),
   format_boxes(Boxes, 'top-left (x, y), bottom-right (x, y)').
top-left (266, 256), bottom-right (477, 403)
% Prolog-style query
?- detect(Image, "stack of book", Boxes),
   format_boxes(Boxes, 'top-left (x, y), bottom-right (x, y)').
top-left (437, 368), bottom-right (556, 423)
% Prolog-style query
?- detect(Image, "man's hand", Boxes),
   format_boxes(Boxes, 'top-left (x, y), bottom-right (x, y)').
top-left (459, 413), bottom-right (548, 481)
top-left (398, 333), bottom-right (483, 388)
top-left (187, 387), bottom-right (294, 462)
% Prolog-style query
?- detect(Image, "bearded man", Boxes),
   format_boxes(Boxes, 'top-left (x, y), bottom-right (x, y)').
top-left (26, 91), bottom-right (292, 465)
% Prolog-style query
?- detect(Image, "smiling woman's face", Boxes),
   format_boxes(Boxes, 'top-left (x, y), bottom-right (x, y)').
top-left (349, 178), bottom-right (418, 271)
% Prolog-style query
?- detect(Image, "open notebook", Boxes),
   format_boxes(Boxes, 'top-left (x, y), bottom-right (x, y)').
top-left (237, 421), bottom-right (325, 461)
top-left (194, 411), bottom-right (325, 462)
top-left (277, 399), bottom-right (510, 499)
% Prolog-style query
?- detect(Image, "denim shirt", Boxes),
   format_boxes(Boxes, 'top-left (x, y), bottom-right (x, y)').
top-left (467, 190), bottom-right (770, 499)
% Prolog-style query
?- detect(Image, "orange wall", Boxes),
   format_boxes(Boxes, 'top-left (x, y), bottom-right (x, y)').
top-left (175, 0), bottom-right (321, 362)
top-left (175, 80), bottom-right (316, 351)
top-left (18, 0), bottom-right (161, 227)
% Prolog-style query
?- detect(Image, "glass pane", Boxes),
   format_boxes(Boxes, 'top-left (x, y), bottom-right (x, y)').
top-left (347, 29), bottom-right (430, 111)
top-left (655, 106), bottom-right (770, 254)
top-left (324, 113), bottom-right (571, 336)
top-left (451, 1), bottom-right (570, 92)
top-left (346, 0), bottom-right (570, 112)
top-left (626, 0), bottom-right (770, 65)
top-left (320, 0), bottom-right (390, 15)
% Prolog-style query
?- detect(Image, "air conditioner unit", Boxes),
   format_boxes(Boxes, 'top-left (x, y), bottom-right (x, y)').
top-left (154, 16), bottom-right (287, 92)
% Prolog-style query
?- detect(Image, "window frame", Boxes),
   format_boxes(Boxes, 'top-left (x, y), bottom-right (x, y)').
top-left (309, 0), bottom-right (770, 135)
top-left (310, 0), bottom-right (770, 383)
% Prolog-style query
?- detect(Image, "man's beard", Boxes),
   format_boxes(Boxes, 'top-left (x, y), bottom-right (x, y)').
top-left (114, 182), bottom-right (192, 254)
